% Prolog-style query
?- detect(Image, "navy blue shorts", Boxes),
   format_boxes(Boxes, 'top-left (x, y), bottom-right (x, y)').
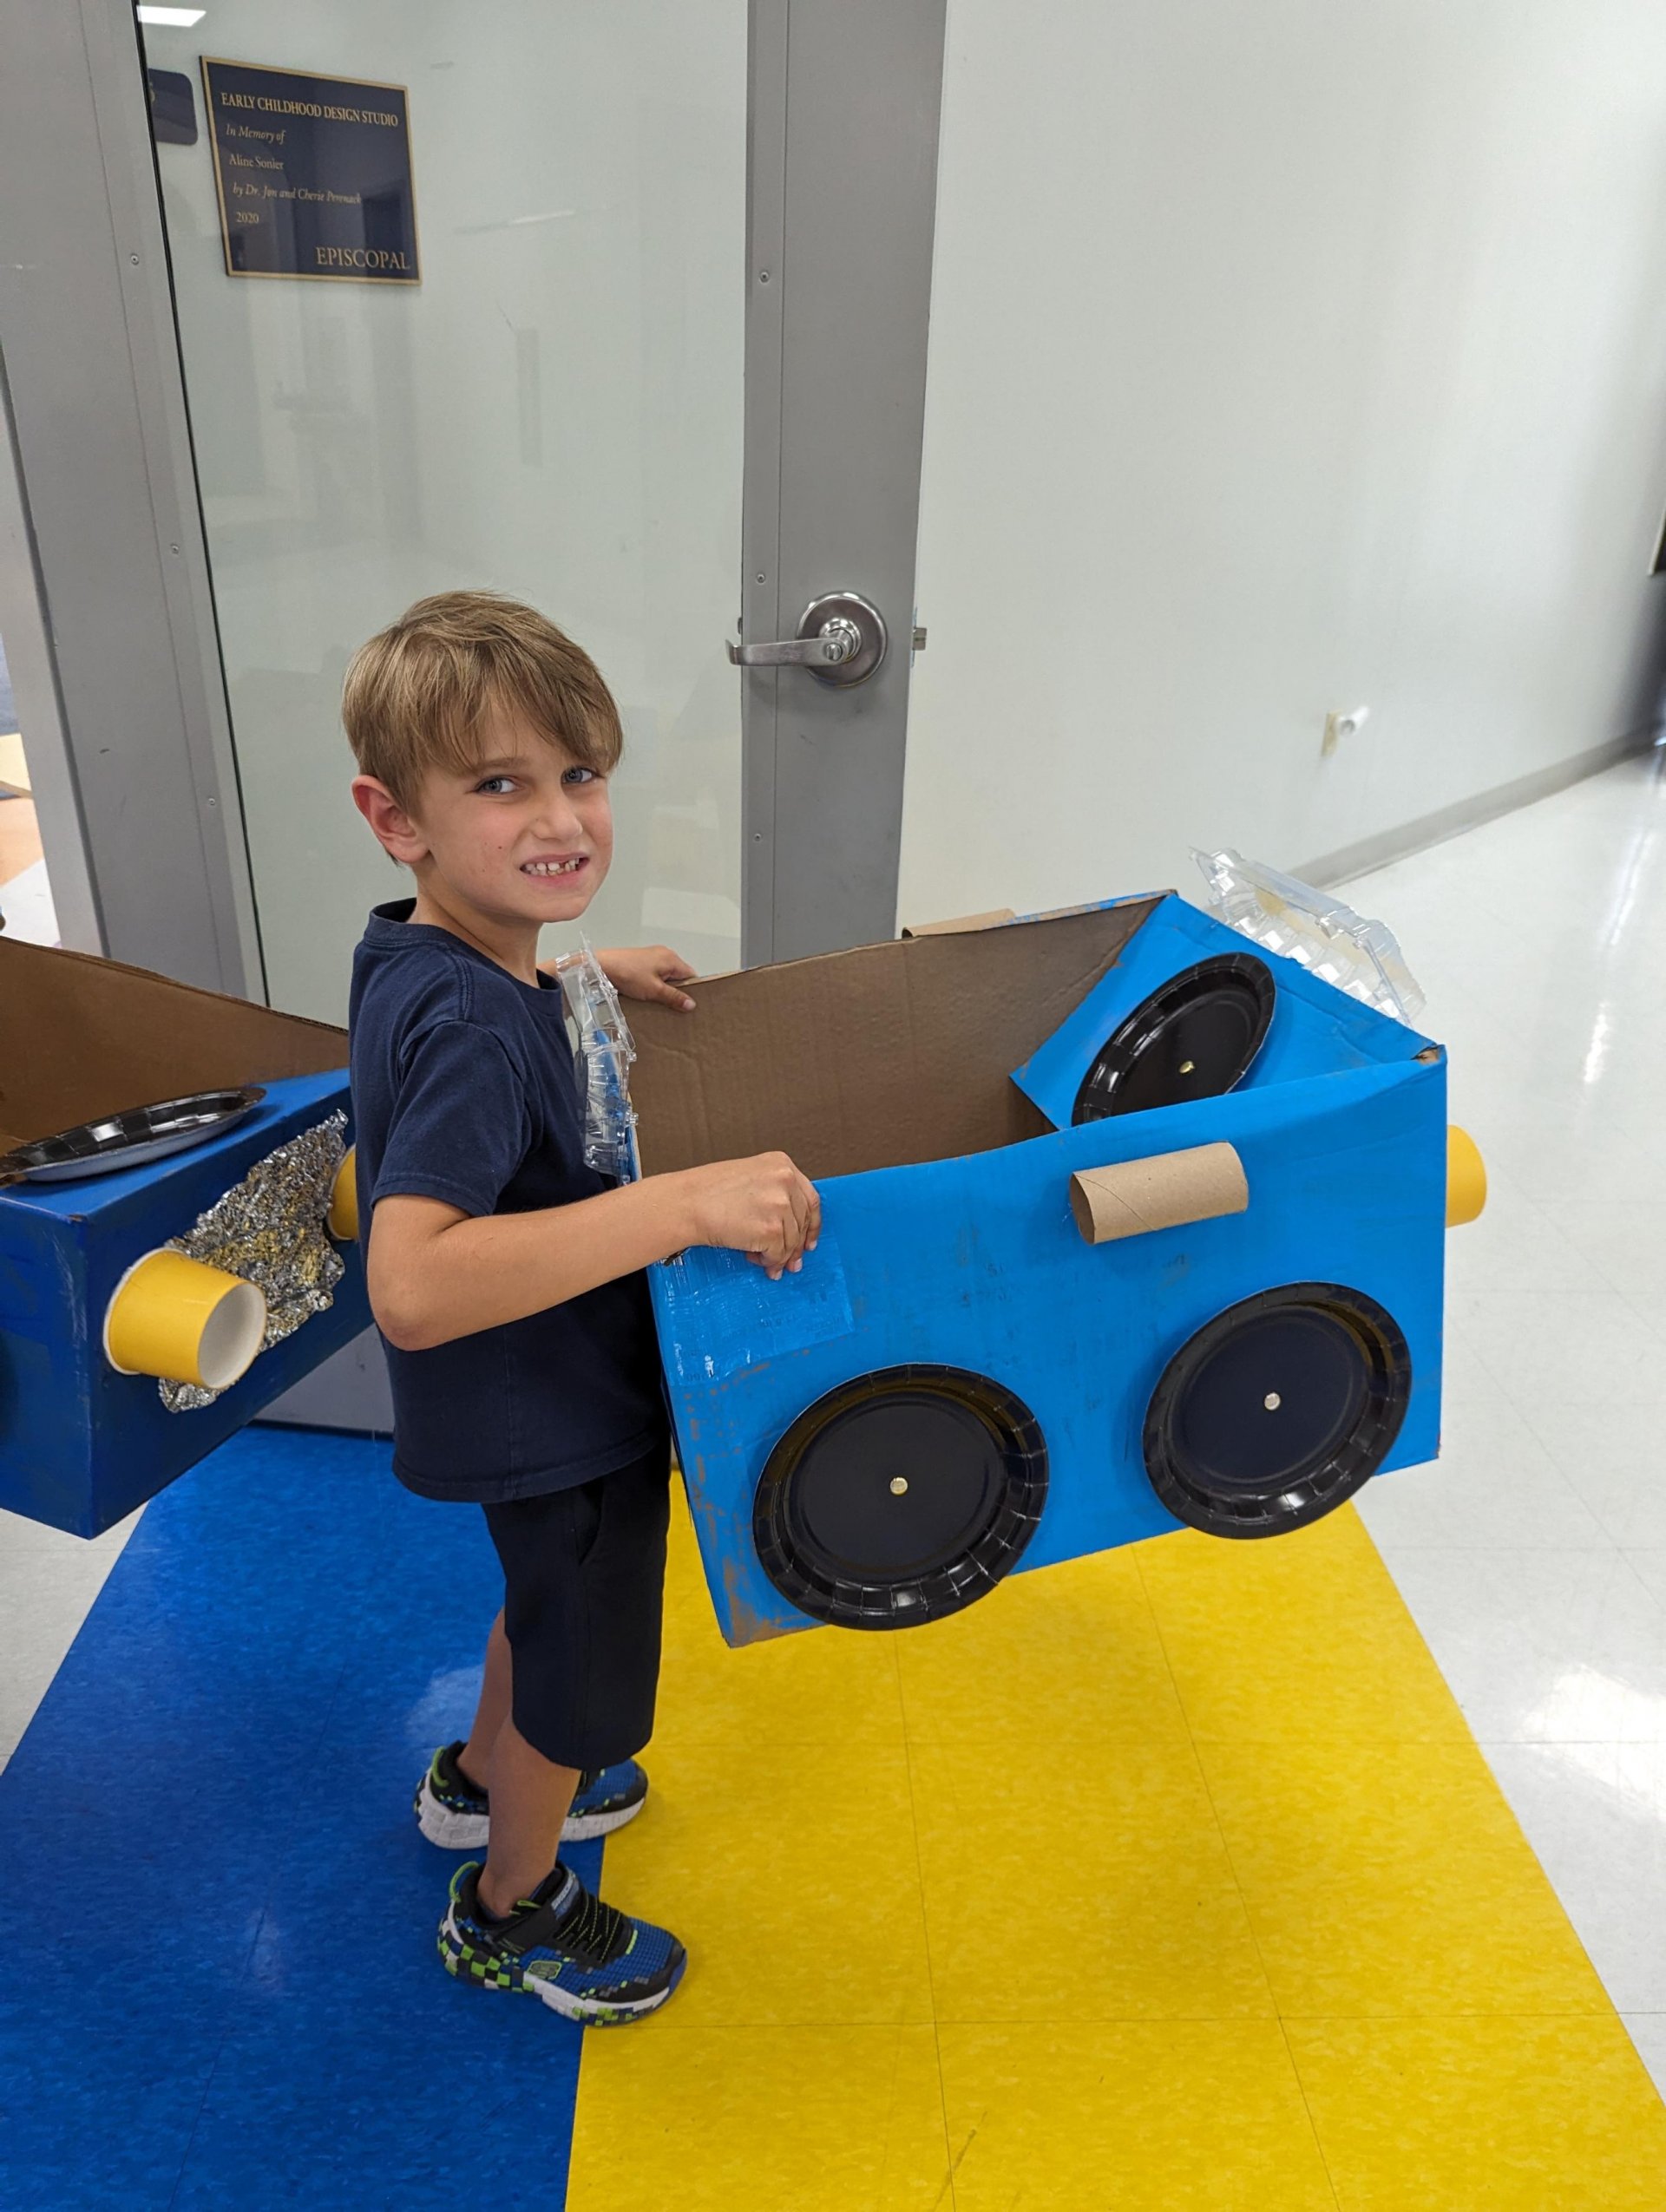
top-left (481, 1446), bottom-right (672, 1770)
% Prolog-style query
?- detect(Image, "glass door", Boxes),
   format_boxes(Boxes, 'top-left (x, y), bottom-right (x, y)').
top-left (138, 1), bottom-right (746, 1023)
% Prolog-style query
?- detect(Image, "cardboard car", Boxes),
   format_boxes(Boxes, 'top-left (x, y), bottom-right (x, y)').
top-left (627, 889), bottom-right (1483, 1646)
top-left (0, 938), bottom-right (367, 1536)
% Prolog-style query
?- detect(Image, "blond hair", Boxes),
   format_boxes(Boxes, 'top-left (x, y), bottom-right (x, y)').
top-left (343, 590), bottom-right (623, 810)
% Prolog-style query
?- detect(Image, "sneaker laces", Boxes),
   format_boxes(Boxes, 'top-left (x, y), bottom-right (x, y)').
top-left (551, 1880), bottom-right (633, 1966)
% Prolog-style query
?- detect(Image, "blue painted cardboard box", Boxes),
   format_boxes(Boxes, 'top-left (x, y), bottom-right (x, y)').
top-left (627, 893), bottom-right (1453, 1647)
top-left (0, 938), bottom-right (366, 1536)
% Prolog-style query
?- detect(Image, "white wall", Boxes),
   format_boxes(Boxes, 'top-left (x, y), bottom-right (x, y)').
top-left (900, 0), bottom-right (1666, 927)
top-left (142, 3), bottom-right (744, 1022)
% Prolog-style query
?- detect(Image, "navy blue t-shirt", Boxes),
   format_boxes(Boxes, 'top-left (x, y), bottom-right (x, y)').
top-left (349, 900), bottom-right (667, 1503)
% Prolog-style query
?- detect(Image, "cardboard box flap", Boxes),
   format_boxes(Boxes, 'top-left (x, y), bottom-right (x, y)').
top-left (0, 937), bottom-right (348, 1143)
top-left (630, 895), bottom-right (1161, 1181)
top-left (900, 907), bottom-right (1018, 939)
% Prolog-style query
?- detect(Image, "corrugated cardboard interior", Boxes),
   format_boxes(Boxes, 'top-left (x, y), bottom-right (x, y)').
top-left (629, 896), bottom-right (1163, 1181)
top-left (0, 938), bottom-right (349, 1145)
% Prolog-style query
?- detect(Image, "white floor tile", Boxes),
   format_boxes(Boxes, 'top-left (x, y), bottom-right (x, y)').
top-left (1355, 1386), bottom-right (1606, 1551)
top-left (1374, 1547), bottom-right (1666, 1743)
top-left (1623, 2012), bottom-right (1666, 2100)
top-left (1519, 1404), bottom-right (1666, 1549)
top-left (1479, 1122), bottom-right (1666, 1210)
top-left (1536, 1200), bottom-right (1666, 1314)
top-left (1442, 1171), bottom-right (1612, 1298)
top-left (1625, 1552), bottom-right (1666, 1607)
top-left (0, 1507), bottom-right (140, 1771)
top-left (1446, 1286), bottom-right (1666, 1407)
top-left (1484, 1742), bottom-right (1666, 2012)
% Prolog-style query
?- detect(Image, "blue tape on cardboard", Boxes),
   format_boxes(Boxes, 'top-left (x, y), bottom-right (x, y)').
top-left (656, 1229), bottom-right (854, 1385)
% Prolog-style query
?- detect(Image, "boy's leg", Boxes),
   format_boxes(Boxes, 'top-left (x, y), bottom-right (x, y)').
top-left (473, 1455), bottom-right (669, 1916)
top-left (440, 1459), bottom-right (685, 2021)
top-left (477, 1722), bottom-right (580, 1919)
top-left (458, 1610), bottom-right (510, 1789)
top-left (459, 1612), bottom-right (580, 1912)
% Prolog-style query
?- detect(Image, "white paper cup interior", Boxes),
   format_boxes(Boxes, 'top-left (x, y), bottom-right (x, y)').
top-left (198, 1279), bottom-right (267, 1390)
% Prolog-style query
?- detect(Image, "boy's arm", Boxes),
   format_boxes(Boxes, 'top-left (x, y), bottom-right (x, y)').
top-left (367, 1155), bottom-right (818, 1352)
top-left (587, 944), bottom-right (698, 1013)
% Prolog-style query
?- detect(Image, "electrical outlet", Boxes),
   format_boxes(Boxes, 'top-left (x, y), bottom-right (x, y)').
top-left (1322, 704), bottom-right (1370, 758)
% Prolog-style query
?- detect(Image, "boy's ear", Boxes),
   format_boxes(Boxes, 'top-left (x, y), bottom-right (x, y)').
top-left (352, 775), bottom-right (429, 867)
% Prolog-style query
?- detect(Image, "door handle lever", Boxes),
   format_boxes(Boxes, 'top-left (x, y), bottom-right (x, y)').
top-left (727, 619), bottom-right (859, 671)
top-left (726, 591), bottom-right (887, 687)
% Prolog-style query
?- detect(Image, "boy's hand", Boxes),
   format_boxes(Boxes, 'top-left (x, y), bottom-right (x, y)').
top-left (596, 944), bottom-right (698, 1012)
top-left (679, 1152), bottom-right (821, 1279)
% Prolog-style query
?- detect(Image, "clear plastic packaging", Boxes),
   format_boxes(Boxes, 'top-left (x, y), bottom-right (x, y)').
top-left (552, 940), bottom-right (641, 1181)
top-left (1191, 847), bottom-right (1425, 1024)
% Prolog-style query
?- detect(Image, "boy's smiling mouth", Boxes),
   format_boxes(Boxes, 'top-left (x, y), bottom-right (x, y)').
top-left (521, 855), bottom-right (587, 878)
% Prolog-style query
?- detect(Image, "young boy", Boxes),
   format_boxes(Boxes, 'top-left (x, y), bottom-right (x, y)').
top-left (344, 589), bottom-right (819, 2025)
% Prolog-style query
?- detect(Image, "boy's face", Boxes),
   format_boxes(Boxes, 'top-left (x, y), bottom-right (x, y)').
top-left (357, 704), bottom-right (614, 935)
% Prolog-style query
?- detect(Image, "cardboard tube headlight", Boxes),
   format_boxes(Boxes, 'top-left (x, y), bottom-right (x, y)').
top-left (103, 1249), bottom-right (268, 1391)
top-left (1070, 1142), bottom-right (1250, 1245)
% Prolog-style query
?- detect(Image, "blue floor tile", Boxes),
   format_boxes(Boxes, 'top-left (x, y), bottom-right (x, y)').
top-left (0, 1428), bottom-right (590, 2211)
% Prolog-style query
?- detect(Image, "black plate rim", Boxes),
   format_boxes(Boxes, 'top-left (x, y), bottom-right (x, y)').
top-left (753, 1363), bottom-right (1049, 1631)
top-left (1141, 1280), bottom-right (1411, 1541)
top-left (1071, 950), bottom-right (1276, 1124)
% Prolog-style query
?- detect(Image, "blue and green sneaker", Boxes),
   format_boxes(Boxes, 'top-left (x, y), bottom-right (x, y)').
top-left (439, 1860), bottom-right (686, 2024)
top-left (414, 1741), bottom-right (649, 1850)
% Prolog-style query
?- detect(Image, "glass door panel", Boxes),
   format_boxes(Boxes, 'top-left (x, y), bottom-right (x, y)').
top-left (140, 2), bottom-right (744, 1021)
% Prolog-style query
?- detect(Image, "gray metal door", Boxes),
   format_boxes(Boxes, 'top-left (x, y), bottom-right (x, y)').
top-left (739, 0), bottom-right (945, 963)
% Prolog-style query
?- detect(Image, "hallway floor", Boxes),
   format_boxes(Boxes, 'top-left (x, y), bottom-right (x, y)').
top-left (4, 755), bottom-right (1666, 2206)
top-left (1348, 749), bottom-right (1666, 2106)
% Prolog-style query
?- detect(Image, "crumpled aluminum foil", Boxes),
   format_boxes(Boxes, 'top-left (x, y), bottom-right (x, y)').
top-left (160, 1111), bottom-right (347, 1413)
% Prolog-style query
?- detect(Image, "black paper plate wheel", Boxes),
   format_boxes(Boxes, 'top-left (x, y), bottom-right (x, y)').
top-left (753, 1365), bottom-right (1048, 1630)
top-left (1072, 952), bottom-right (1275, 1122)
top-left (1142, 1283), bottom-right (1411, 1538)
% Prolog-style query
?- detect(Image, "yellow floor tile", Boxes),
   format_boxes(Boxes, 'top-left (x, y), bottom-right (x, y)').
top-left (1136, 1508), bottom-right (1471, 1743)
top-left (581, 1482), bottom-right (1664, 2204)
top-left (567, 2025), bottom-right (951, 2212)
top-left (655, 1488), bottom-right (908, 1749)
top-left (600, 1739), bottom-right (935, 2026)
top-left (1286, 2016), bottom-right (1666, 2210)
top-left (908, 1735), bottom-right (1276, 2021)
top-left (1199, 1735), bottom-right (1608, 2018)
top-left (896, 1547), bottom-right (1191, 1747)
top-left (938, 2022), bottom-right (1335, 2211)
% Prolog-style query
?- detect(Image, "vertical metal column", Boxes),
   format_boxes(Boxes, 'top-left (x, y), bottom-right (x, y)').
top-left (741, 0), bottom-right (948, 964)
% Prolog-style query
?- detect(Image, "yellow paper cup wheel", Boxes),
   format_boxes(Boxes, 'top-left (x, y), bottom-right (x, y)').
top-left (1446, 1125), bottom-right (1487, 1227)
top-left (328, 1147), bottom-right (359, 1242)
top-left (102, 1249), bottom-right (268, 1391)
